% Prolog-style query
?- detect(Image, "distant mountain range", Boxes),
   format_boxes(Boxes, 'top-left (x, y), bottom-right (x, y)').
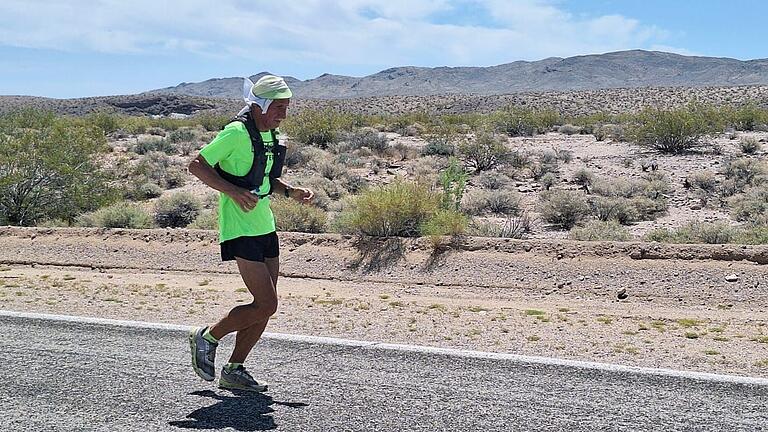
top-left (149, 50), bottom-right (768, 99)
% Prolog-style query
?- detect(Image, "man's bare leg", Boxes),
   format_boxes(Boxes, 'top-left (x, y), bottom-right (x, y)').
top-left (228, 257), bottom-right (280, 363)
top-left (208, 257), bottom-right (277, 341)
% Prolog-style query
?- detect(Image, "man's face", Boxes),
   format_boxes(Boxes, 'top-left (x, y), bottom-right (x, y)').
top-left (263, 99), bottom-right (290, 129)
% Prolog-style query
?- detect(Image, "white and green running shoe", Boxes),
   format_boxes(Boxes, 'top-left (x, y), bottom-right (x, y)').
top-left (219, 365), bottom-right (268, 392)
top-left (189, 327), bottom-right (217, 381)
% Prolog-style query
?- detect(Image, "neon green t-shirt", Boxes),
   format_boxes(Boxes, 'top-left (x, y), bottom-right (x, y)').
top-left (199, 121), bottom-right (278, 243)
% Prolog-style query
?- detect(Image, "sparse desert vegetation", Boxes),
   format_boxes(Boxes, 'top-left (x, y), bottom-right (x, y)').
top-left (1, 99), bottom-right (766, 244)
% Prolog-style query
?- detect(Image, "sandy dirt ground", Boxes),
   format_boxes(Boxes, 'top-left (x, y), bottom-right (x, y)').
top-left (1, 227), bottom-right (767, 378)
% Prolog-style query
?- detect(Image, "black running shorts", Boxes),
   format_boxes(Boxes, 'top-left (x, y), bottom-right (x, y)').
top-left (220, 232), bottom-right (279, 262)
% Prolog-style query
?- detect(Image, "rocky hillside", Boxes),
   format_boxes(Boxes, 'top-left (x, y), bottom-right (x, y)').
top-left (151, 50), bottom-right (768, 99)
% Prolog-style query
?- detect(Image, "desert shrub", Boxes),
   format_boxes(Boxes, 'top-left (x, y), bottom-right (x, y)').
top-left (589, 196), bottom-right (638, 225)
top-left (557, 124), bottom-right (581, 135)
top-left (539, 190), bottom-right (590, 229)
top-left (154, 192), bottom-right (202, 228)
top-left (507, 150), bottom-right (532, 169)
top-left (0, 109), bottom-right (115, 225)
top-left (463, 190), bottom-right (521, 216)
top-left (739, 137), bottom-right (762, 155)
top-left (85, 111), bottom-right (121, 135)
top-left (593, 124), bottom-right (625, 142)
top-left (468, 212), bottom-right (535, 239)
top-left (645, 222), bottom-right (735, 244)
top-left (628, 105), bottom-right (721, 154)
top-left (733, 225), bottom-right (768, 244)
top-left (188, 209), bottom-right (218, 230)
top-left (271, 197), bottom-right (326, 233)
top-left (132, 137), bottom-right (174, 155)
top-left (553, 148), bottom-right (574, 164)
top-left (342, 173), bottom-right (368, 194)
top-left (572, 168), bottom-right (595, 188)
top-left (630, 196), bottom-right (668, 220)
top-left (133, 152), bottom-right (184, 189)
top-left (727, 104), bottom-right (768, 131)
top-left (168, 127), bottom-right (199, 144)
top-left (723, 157), bottom-right (766, 190)
top-left (420, 209), bottom-right (468, 237)
top-left (490, 108), bottom-right (537, 137)
top-left (423, 132), bottom-right (457, 156)
top-left (569, 220), bottom-right (631, 241)
top-left (311, 159), bottom-right (348, 181)
top-left (136, 182), bottom-right (164, 200)
top-left (477, 172), bottom-right (510, 190)
top-left (458, 131), bottom-right (510, 173)
top-left (335, 180), bottom-right (440, 237)
top-left (539, 172), bottom-right (557, 190)
top-left (336, 128), bottom-right (389, 154)
top-left (192, 112), bottom-right (231, 132)
top-left (729, 186), bottom-right (768, 222)
top-left (439, 158), bottom-right (468, 211)
top-left (282, 109), bottom-right (353, 148)
top-left (687, 171), bottom-right (717, 193)
top-left (76, 202), bottom-right (152, 229)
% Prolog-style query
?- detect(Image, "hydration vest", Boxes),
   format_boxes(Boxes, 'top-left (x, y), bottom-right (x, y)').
top-left (214, 112), bottom-right (286, 197)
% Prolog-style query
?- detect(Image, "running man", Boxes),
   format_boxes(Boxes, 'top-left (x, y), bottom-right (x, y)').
top-left (187, 75), bottom-right (313, 392)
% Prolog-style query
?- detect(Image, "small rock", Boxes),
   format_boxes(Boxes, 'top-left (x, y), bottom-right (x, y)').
top-left (690, 204), bottom-right (703, 210)
top-left (725, 274), bottom-right (739, 282)
top-left (617, 288), bottom-right (628, 300)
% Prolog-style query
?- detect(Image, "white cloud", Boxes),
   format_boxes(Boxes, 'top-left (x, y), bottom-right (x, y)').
top-left (0, 0), bottom-right (674, 74)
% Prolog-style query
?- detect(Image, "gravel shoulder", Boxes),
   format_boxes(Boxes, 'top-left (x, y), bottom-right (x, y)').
top-left (1, 227), bottom-right (767, 377)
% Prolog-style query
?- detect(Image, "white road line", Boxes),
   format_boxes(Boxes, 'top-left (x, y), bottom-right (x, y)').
top-left (3, 309), bottom-right (767, 386)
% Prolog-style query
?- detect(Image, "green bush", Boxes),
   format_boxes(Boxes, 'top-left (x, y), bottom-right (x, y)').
top-left (132, 137), bottom-right (174, 155)
top-left (458, 131), bottom-right (510, 173)
top-left (420, 209), bottom-right (468, 237)
top-left (569, 220), bottom-right (631, 241)
top-left (572, 168), bottom-right (595, 188)
top-left (423, 132), bottom-right (457, 156)
top-left (729, 186), bottom-right (768, 222)
top-left (438, 157), bottom-right (468, 211)
top-left (557, 124), bottom-right (581, 135)
top-left (628, 105), bottom-right (721, 154)
top-left (271, 197), bottom-right (326, 233)
top-left (154, 192), bottom-right (202, 228)
top-left (539, 190), bottom-right (590, 229)
top-left (193, 112), bottom-right (231, 132)
top-left (335, 180), bottom-right (440, 237)
top-left (0, 109), bottom-right (115, 225)
top-left (645, 222), bottom-right (735, 244)
top-left (168, 127), bottom-right (199, 144)
top-left (188, 209), bottom-right (218, 230)
top-left (490, 107), bottom-right (560, 137)
top-left (468, 212), bottom-right (535, 239)
top-left (589, 196), bottom-right (638, 225)
top-left (463, 190), bottom-right (521, 216)
top-left (336, 128), bottom-right (389, 154)
top-left (739, 137), bottom-right (762, 154)
top-left (282, 109), bottom-right (353, 148)
top-left (477, 172), bottom-right (510, 190)
top-left (85, 111), bottom-right (121, 135)
top-left (133, 151), bottom-right (186, 189)
top-left (76, 202), bottom-right (152, 229)
top-left (723, 157), bottom-right (766, 190)
top-left (726, 104), bottom-right (768, 131)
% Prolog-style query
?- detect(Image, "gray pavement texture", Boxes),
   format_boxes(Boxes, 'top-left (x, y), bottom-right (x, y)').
top-left (0, 315), bottom-right (767, 432)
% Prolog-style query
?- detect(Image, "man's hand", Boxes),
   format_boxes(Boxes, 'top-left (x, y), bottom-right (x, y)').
top-left (289, 187), bottom-right (314, 203)
top-left (226, 187), bottom-right (260, 212)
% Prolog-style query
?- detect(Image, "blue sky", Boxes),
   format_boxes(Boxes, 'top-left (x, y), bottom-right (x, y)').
top-left (2, 0), bottom-right (766, 98)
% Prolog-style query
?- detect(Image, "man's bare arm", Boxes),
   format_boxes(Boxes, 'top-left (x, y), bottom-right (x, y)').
top-left (188, 155), bottom-right (260, 212)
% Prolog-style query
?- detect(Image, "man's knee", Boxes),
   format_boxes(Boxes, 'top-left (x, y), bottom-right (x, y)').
top-left (247, 297), bottom-right (278, 319)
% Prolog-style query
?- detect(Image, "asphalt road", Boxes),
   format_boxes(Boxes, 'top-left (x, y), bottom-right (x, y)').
top-left (1, 314), bottom-right (767, 432)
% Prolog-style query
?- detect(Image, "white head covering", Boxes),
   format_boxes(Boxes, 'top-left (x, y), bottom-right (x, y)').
top-left (237, 75), bottom-right (292, 116)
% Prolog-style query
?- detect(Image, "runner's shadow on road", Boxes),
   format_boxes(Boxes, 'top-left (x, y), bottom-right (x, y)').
top-left (169, 390), bottom-right (308, 431)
